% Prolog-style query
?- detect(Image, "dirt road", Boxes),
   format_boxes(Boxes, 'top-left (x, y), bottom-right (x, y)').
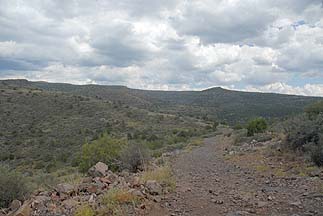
top-left (150, 136), bottom-right (323, 216)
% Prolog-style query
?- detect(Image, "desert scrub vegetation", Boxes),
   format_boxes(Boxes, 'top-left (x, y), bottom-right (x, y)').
top-left (305, 100), bottom-right (323, 117)
top-left (246, 117), bottom-right (268, 136)
top-left (0, 82), bottom-right (210, 180)
top-left (79, 133), bottom-right (152, 173)
top-left (119, 141), bottom-right (150, 172)
top-left (0, 166), bottom-right (30, 208)
top-left (99, 188), bottom-right (139, 216)
top-left (280, 101), bottom-right (323, 166)
top-left (140, 166), bottom-right (176, 192)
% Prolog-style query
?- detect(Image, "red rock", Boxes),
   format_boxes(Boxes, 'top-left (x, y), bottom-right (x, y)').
top-left (100, 177), bottom-right (112, 184)
top-left (87, 184), bottom-right (98, 194)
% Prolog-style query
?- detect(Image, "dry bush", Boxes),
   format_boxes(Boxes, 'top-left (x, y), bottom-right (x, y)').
top-left (0, 166), bottom-right (30, 208)
top-left (119, 142), bottom-right (150, 172)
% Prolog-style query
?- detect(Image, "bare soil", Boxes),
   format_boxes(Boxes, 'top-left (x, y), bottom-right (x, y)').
top-left (148, 136), bottom-right (323, 216)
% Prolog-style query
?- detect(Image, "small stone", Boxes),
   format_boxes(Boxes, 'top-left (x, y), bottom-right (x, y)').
top-left (100, 177), bottom-right (112, 184)
top-left (88, 194), bottom-right (96, 203)
top-left (128, 189), bottom-right (144, 198)
top-left (81, 177), bottom-right (92, 183)
top-left (31, 195), bottom-right (51, 210)
top-left (38, 191), bottom-right (50, 196)
top-left (309, 170), bottom-right (321, 177)
top-left (257, 201), bottom-right (268, 208)
top-left (211, 199), bottom-right (223, 204)
top-left (153, 196), bottom-right (161, 203)
top-left (87, 184), bottom-right (98, 194)
top-left (290, 200), bottom-right (302, 209)
top-left (62, 199), bottom-right (78, 209)
top-left (130, 176), bottom-right (141, 187)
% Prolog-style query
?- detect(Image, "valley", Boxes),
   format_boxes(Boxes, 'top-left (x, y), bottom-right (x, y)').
top-left (1, 79), bottom-right (323, 216)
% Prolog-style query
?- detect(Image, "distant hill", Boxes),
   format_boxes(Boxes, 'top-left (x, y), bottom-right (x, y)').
top-left (4, 79), bottom-right (319, 124)
top-left (0, 80), bottom-right (209, 173)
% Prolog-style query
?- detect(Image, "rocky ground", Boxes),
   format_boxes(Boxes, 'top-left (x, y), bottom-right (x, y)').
top-left (3, 134), bottom-right (323, 216)
top-left (1, 162), bottom-right (169, 216)
top-left (150, 135), bottom-right (323, 216)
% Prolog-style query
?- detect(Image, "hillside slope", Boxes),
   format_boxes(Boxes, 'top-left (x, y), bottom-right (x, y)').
top-left (6, 79), bottom-right (319, 124)
top-left (0, 80), bottom-right (209, 173)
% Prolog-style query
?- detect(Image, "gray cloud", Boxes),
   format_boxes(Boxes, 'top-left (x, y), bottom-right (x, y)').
top-left (170, 0), bottom-right (275, 44)
top-left (0, 0), bottom-right (323, 95)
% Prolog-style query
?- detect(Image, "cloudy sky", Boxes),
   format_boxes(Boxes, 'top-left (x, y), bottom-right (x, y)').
top-left (0, 0), bottom-right (323, 96)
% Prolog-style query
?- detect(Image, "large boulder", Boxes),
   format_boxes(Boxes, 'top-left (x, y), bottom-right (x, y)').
top-left (88, 162), bottom-right (109, 177)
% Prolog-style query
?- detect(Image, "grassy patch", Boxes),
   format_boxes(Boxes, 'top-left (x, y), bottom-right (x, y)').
top-left (255, 165), bottom-right (270, 173)
top-left (184, 137), bottom-right (204, 152)
top-left (74, 205), bottom-right (95, 216)
top-left (273, 168), bottom-right (287, 177)
top-left (100, 188), bottom-right (139, 216)
top-left (140, 166), bottom-right (176, 192)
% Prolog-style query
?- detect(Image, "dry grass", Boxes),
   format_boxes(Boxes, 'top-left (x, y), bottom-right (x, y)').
top-left (255, 165), bottom-right (270, 173)
top-left (57, 171), bottom-right (84, 186)
top-left (140, 166), bottom-right (176, 192)
top-left (227, 141), bottom-right (323, 178)
top-left (100, 188), bottom-right (138, 216)
top-left (74, 205), bottom-right (95, 216)
top-left (184, 138), bottom-right (204, 152)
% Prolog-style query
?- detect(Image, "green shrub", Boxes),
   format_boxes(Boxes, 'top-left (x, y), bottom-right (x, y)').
top-left (282, 114), bottom-right (323, 166)
top-left (0, 166), bottom-right (30, 208)
top-left (283, 114), bottom-right (321, 151)
top-left (233, 123), bottom-right (243, 130)
top-left (79, 133), bottom-right (127, 172)
top-left (246, 118), bottom-right (268, 136)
